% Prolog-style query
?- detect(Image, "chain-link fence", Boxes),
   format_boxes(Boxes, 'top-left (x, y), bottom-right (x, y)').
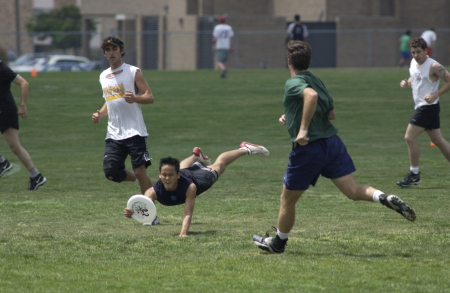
top-left (3, 28), bottom-right (450, 69)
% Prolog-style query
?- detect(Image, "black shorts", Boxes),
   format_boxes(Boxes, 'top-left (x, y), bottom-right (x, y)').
top-left (180, 162), bottom-right (218, 195)
top-left (0, 114), bottom-right (19, 134)
top-left (410, 103), bottom-right (440, 130)
top-left (103, 135), bottom-right (152, 170)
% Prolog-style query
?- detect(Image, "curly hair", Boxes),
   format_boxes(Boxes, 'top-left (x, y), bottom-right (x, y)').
top-left (286, 41), bottom-right (311, 71)
top-left (410, 37), bottom-right (427, 50)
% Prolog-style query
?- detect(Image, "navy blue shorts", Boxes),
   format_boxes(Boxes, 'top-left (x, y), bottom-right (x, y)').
top-left (283, 135), bottom-right (356, 190)
top-left (180, 162), bottom-right (218, 195)
top-left (410, 103), bottom-right (440, 130)
top-left (103, 135), bottom-right (152, 170)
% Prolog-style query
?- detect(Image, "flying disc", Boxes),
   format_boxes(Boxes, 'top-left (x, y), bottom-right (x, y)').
top-left (127, 195), bottom-right (157, 223)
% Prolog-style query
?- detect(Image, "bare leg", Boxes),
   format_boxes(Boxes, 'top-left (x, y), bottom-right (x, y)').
top-left (133, 165), bottom-right (152, 194)
top-left (426, 128), bottom-right (450, 162)
top-left (2, 128), bottom-right (35, 170)
top-left (331, 173), bottom-right (376, 201)
top-left (208, 149), bottom-right (247, 176)
top-left (180, 155), bottom-right (199, 169)
top-left (216, 61), bottom-right (226, 71)
top-left (405, 124), bottom-right (424, 167)
top-left (277, 185), bottom-right (305, 233)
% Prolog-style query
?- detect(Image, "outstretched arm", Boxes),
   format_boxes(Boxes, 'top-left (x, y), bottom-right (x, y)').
top-left (425, 62), bottom-right (450, 103)
top-left (13, 76), bottom-right (29, 119)
top-left (296, 87), bottom-right (318, 146)
top-left (179, 183), bottom-right (197, 237)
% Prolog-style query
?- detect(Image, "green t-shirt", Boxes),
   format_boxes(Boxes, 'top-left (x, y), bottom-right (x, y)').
top-left (283, 71), bottom-right (337, 143)
top-left (400, 34), bottom-right (411, 52)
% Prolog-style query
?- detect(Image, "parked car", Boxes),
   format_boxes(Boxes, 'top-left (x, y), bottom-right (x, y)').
top-left (9, 52), bottom-right (70, 67)
top-left (41, 62), bottom-right (88, 72)
top-left (10, 54), bottom-right (92, 72)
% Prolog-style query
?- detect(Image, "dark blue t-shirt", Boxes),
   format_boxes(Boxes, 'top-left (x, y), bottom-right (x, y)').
top-left (153, 173), bottom-right (193, 206)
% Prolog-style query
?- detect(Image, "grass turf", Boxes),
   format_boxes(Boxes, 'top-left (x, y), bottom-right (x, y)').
top-left (0, 68), bottom-right (449, 292)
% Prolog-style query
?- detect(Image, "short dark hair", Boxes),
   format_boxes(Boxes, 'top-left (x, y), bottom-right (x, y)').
top-left (101, 35), bottom-right (125, 57)
top-left (159, 156), bottom-right (180, 173)
top-left (410, 37), bottom-right (427, 50)
top-left (286, 41), bottom-right (311, 71)
top-left (294, 14), bottom-right (300, 21)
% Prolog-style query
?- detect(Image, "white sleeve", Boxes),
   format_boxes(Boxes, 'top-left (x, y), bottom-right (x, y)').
top-left (303, 25), bottom-right (309, 38)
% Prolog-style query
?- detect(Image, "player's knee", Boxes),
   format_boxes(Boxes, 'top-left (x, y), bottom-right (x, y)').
top-left (103, 162), bottom-right (127, 183)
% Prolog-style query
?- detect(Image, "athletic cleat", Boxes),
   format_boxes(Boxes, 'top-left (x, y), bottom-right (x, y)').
top-left (396, 171), bottom-right (420, 187)
top-left (239, 142), bottom-right (269, 157)
top-left (380, 194), bottom-right (416, 222)
top-left (253, 227), bottom-right (287, 253)
top-left (27, 173), bottom-right (47, 190)
top-left (0, 160), bottom-right (12, 177)
top-left (192, 147), bottom-right (211, 165)
top-left (143, 215), bottom-right (160, 226)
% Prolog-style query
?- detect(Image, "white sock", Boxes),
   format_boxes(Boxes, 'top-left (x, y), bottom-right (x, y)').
top-left (372, 190), bottom-right (384, 203)
top-left (277, 229), bottom-right (289, 240)
top-left (29, 167), bottom-right (39, 178)
top-left (410, 166), bottom-right (419, 174)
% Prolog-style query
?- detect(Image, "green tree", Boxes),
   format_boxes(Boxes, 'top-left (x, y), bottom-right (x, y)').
top-left (26, 5), bottom-right (84, 51)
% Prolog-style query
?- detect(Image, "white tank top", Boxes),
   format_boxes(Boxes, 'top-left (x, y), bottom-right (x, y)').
top-left (99, 63), bottom-right (148, 140)
top-left (409, 57), bottom-right (440, 109)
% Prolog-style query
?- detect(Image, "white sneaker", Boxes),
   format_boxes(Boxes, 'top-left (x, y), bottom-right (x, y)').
top-left (239, 142), bottom-right (269, 157)
top-left (192, 147), bottom-right (212, 165)
top-left (143, 215), bottom-right (160, 226)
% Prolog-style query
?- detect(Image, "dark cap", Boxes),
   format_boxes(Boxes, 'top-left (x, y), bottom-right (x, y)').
top-left (101, 38), bottom-right (123, 50)
top-left (218, 16), bottom-right (226, 23)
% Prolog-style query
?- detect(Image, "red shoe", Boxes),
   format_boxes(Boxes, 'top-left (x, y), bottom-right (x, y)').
top-left (239, 142), bottom-right (269, 157)
top-left (192, 147), bottom-right (211, 165)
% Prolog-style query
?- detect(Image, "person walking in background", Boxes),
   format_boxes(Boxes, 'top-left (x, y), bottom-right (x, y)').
top-left (398, 30), bottom-right (411, 67)
top-left (285, 14), bottom-right (309, 43)
top-left (421, 29), bottom-right (437, 57)
top-left (396, 37), bottom-right (450, 187)
top-left (252, 41), bottom-right (415, 254)
top-left (92, 36), bottom-right (154, 195)
top-left (212, 16), bottom-right (234, 78)
top-left (0, 60), bottom-right (46, 190)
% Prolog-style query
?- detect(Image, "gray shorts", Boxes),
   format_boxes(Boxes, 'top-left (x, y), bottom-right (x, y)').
top-left (215, 49), bottom-right (230, 62)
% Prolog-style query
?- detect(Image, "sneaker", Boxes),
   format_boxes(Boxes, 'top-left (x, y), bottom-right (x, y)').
top-left (239, 142), bottom-right (269, 157)
top-left (143, 215), bottom-right (160, 226)
top-left (220, 69), bottom-right (227, 78)
top-left (27, 173), bottom-right (47, 190)
top-left (0, 160), bottom-right (12, 177)
top-left (253, 227), bottom-right (287, 253)
top-left (192, 147), bottom-right (211, 165)
top-left (380, 194), bottom-right (416, 222)
top-left (396, 171), bottom-right (420, 187)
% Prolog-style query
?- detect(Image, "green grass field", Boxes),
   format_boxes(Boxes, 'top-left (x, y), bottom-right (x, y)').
top-left (1, 68), bottom-right (449, 292)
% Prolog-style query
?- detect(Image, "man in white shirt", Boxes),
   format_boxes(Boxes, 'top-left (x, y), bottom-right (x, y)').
top-left (212, 16), bottom-right (234, 78)
top-left (397, 37), bottom-right (450, 187)
top-left (421, 29), bottom-right (437, 57)
top-left (92, 36), bottom-right (155, 195)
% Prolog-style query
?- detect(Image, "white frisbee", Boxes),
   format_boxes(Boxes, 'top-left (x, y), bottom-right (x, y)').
top-left (127, 195), bottom-right (157, 223)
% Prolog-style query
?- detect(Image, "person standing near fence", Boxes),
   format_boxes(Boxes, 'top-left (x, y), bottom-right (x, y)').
top-left (420, 29), bottom-right (437, 57)
top-left (212, 16), bottom-right (234, 78)
top-left (397, 30), bottom-right (411, 67)
top-left (285, 14), bottom-right (309, 43)
top-left (0, 60), bottom-right (47, 190)
top-left (396, 37), bottom-right (450, 187)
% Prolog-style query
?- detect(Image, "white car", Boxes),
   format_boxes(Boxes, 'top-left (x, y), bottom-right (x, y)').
top-left (10, 54), bottom-right (91, 72)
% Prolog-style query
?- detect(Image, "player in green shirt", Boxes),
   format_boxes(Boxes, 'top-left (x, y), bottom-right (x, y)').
top-left (253, 41), bottom-right (416, 254)
top-left (398, 30), bottom-right (411, 67)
